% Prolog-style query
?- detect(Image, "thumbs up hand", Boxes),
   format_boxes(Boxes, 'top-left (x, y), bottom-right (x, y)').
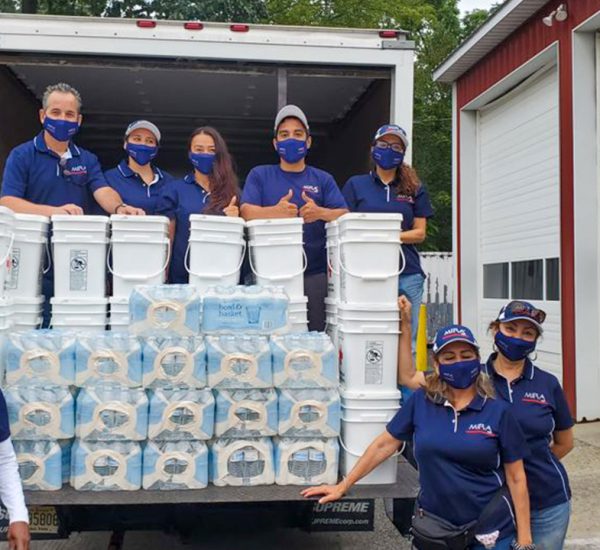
top-left (223, 195), bottom-right (240, 217)
top-left (300, 191), bottom-right (323, 223)
top-left (276, 189), bottom-right (299, 217)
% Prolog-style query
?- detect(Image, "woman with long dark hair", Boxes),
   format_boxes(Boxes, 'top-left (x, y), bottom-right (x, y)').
top-left (156, 126), bottom-right (240, 283)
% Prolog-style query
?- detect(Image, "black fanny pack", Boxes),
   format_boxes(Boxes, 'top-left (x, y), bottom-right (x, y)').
top-left (410, 487), bottom-right (508, 550)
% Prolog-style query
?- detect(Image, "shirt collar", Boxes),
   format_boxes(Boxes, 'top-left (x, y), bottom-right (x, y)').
top-left (485, 353), bottom-right (535, 381)
top-left (34, 131), bottom-right (81, 157)
top-left (370, 170), bottom-right (399, 188)
top-left (118, 159), bottom-right (163, 181)
top-left (444, 393), bottom-right (486, 412)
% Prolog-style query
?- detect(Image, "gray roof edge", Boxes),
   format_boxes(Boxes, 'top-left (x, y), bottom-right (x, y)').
top-left (433, 0), bottom-right (548, 84)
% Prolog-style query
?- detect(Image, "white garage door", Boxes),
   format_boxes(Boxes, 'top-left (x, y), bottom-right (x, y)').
top-left (477, 66), bottom-right (562, 380)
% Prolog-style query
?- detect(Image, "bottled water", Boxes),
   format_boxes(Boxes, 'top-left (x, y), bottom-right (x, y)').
top-left (143, 440), bottom-right (208, 490)
top-left (274, 437), bottom-right (339, 485)
top-left (214, 388), bottom-right (277, 438)
top-left (277, 388), bottom-right (340, 438)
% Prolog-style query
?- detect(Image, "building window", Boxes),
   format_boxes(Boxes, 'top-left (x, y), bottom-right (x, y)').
top-left (512, 260), bottom-right (543, 300)
top-left (483, 263), bottom-right (509, 299)
top-left (546, 257), bottom-right (560, 301)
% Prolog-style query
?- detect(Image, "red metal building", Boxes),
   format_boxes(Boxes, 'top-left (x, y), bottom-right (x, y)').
top-left (434, 0), bottom-right (600, 419)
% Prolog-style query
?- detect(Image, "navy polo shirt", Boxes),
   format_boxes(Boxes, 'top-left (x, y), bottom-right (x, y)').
top-left (484, 354), bottom-right (573, 510)
top-left (1, 132), bottom-right (108, 213)
top-left (103, 160), bottom-right (173, 215)
top-left (155, 173), bottom-right (219, 284)
top-left (241, 165), bottom-right (347, 275)
top-left (342, 173), bottom-right (433, 276)
top-left (0, 390), bottom-right (9, 443)
top-left (387, 389), bottom-right (526, 537)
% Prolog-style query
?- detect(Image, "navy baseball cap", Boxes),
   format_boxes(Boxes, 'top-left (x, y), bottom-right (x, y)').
top-left (432, 324), bottom-right (479, 354)
top-left (496, 300), bottom-right (545, 332)
top-left (373, 124), bottom-right (409, 149)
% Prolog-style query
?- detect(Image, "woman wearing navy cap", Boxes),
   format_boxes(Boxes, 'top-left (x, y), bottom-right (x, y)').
top-left (342, 125), bottom-right (433, 397)
top-left (156, 126), bottom-right (240, 284)
top-left (484, 301), bottom-right (574, 550)
top-left (103, 120), bottom-right (173, 214)
top-left (304, 298), bottom-right (535, 550)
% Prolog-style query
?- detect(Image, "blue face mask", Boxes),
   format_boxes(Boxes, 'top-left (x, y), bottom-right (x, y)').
top-left (494, 331), bottom-right (536, 361)
top-left (438, 358), bottom-right (481, 389)
top-left (372, 147), bottom-right (404, 170)
top-left (189, 152), bottom-right (216, 175)
top-left (276, 139), bottom-right (308, 164)
top-left (43, 116), bottom-right (79, 142)
top-left (126, 143), bottom-right (158, 166)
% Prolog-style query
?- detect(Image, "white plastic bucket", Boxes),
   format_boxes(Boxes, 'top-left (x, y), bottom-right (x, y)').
top-left (190, 214), bottom-right (245, 242)
top-left (288, 297), bottom-right (308, 332)
top-left (109, 297), bottom-right (130, 330)
top-left (340, 404), bottom-right (400, 485)
top-left (12, 317), bottom-right (43, 332)
top-left (0, 297), bottom-right (14, 332)
top-left (249, 241), bottom-right (306, 299)
top-left (110, 215), bottom-right (169, 239)
top-left (246, 218), bottom-right (303, 237)
top-left (11, 296), bottom-right (44, 327)
top-left (109, 237), bottom-right (169, 299)
top-left (341, 388), bottom-right (401, 411)
top-left (0, 207), bottom-right (16, 297)
top-left (338, 213), bottom-right (403, 238)
top-left (6, 214), bottom-right (49, 298)
top-left (325, 221), bottom-right (340, 301)
top-left (339, 238), bottom-right (403, 304)
top-left (186, 236), bottom-right (245, 296)
top-left (51, 216), bottom-right (109, 299)
top-left (338, 306), bottom-right (400, 394)
top-left (324, 298), bottom-right (338, 354)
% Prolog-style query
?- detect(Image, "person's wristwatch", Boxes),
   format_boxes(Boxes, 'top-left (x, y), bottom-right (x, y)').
top-left (114, 203), bottom-right (127, 214)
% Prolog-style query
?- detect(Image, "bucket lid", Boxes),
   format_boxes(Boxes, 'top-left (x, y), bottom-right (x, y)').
top-left (338, 303), bottom-right (399, 313)
top-left (11, 296), bottom-right (45, 305)
top-left (289, 297), bottom-right (309, 305)
top-left (325, 220), bottom-right (339, 229)
top-left (51, 215), bottom-right (109, 223)
top-left (339, 213), bottom-right (403, 223)
top-left (190, 215), bottom-right (245, 226)
top-left (50, 297), bottom-right (109, 305)
top-left (15, 213), bottom-right (50, 224)
top-left (246, 218), bottom-right (303, 228)
top-left (0, 206), bottom-right (15, 218)
top-left (110, 214), bottom-right (169, 224)
top-left (324, 298), bottom-right (338, 307)
top-left (340, 388), bottom-right (402, 401)
top-left (109, 297), bottom-right (130, 305)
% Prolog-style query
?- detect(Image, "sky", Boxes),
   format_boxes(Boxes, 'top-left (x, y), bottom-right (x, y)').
top-left (459, 0), bottom-right (497, 13)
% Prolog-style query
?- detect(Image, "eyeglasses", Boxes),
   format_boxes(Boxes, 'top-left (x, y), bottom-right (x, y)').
top-left (504, 301), bottom-right (546, 324)
top-left (373, 140), bottom-right (405, 153)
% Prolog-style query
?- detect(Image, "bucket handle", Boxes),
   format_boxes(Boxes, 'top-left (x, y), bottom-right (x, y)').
top-left (325, 240), bottom-right (339, 275)
top-left (183, 240), bottom-right (246, 278)
top-left (42, 240), bottom-right (52, 274)
top-left (337, 436), bottom-right (405, 458)
top-left (248, 247), bottom-right (307, 282)
top-left (338, 239), bottom-right (405, 281)
top-left (0, 233), bottom-right (15, 267)
top-left (106, 241), bottom-right (171, 281)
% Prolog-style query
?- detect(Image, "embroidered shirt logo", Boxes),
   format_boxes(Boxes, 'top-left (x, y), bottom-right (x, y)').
top-left (395, 194), bottom-right (415, 204)
top-left (63, 164), bottom-right (88, 177)
top-left (465, 423), bottom-right (496, 437)
top-left (522, 392), bottom-right (547, 405)
top-left (302, 185), bottom-right (319, 194)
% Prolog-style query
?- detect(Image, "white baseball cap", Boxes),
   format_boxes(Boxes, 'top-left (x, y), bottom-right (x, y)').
top-left (274, 105), bottom-right (309, 134)
top-left (125, 120), bottom-right (161, 142)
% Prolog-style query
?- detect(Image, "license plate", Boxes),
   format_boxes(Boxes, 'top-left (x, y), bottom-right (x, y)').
top-left (28, 506), bottom-right (59, 535)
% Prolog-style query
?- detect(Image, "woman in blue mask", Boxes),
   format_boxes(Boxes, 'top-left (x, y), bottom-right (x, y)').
top-left (342, 125), bottom-right (433, 362)
top-left (304, 298), bottom-right (534, 550)
top-left (484, 301), bottom-right (574, 550)
top-left (156, 126), bottom-right (240, 283)
top-left (103, 120), bottom-right (173, 214)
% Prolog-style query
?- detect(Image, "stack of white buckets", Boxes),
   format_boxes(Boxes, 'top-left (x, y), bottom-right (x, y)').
top-left (1, 207), bottom-right (48, 332)
top-left (109, 215), bottom-right (170, 329)
top-left (247, 218), bottom-right (308, 332)
top-left (326, 213), bottom-right (404, 484)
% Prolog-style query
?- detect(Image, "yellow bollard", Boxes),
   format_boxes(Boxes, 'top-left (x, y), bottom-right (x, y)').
top-left (416, 303), bottom-right (428, 372)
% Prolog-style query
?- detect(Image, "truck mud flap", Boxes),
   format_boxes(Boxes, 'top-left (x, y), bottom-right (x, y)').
top-left (305, 499), bottom-right (375, 532)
